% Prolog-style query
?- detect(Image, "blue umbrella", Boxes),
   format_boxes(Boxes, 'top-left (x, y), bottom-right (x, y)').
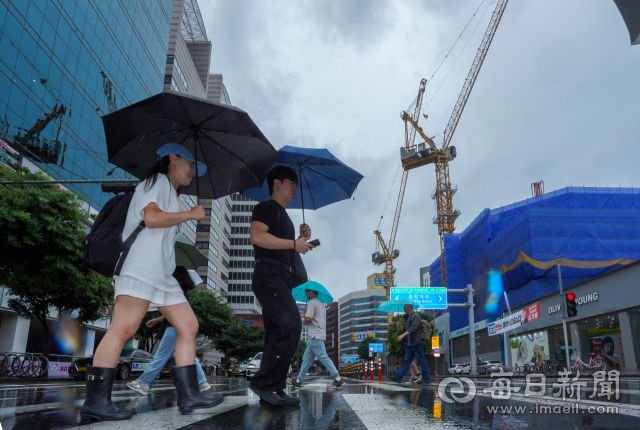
top-left (241, 146), bottom-right (364, 223)
top-left (377, 300), bottom-right (419, 313)
top-left (291, 281), bottom-right (334, 304)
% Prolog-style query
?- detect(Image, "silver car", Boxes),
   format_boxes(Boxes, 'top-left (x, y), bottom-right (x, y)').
top-left (448, 364), bottom-right (464, 375)
top-left (246, 352), bottom-right (263, 380)
top-left (477, 360), bottom-right (505, 374)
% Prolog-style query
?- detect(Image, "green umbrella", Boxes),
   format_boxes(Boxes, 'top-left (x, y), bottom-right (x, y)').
top-left (377, 300), bottom-right (419, 313)
top-left (175, 235), bottom-right (207, 270)
top-left (291, 281), bottom-right (334, 304)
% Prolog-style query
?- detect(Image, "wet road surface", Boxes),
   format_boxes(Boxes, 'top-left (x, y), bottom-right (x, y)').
top-left (3, 375), bottom-right (640, 429)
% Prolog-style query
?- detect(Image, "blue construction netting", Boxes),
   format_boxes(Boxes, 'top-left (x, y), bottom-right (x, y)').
top-left (430, 187), bottom-right (640, 331)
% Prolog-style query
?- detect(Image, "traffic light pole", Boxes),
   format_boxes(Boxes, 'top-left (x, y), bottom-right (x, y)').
top-left (447, 284), bottom-right (477, 376)
top-left (558, 264), bottom-right (571, 369)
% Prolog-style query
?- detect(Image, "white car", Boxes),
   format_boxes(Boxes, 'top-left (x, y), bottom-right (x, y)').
top-left (461, 362), bottom-right (472, 374)
top-left (245, 352), bottom-right (263, 380)
top-left (448, 364), bottom-right (464, 375)
top-left (478, 360), bottom-right (505, 374)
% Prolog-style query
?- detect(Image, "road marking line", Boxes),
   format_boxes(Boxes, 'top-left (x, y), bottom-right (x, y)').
top-left (343, 394), bottom-right (438, 429)
top-left (66, 396), bottom-right (255, 430)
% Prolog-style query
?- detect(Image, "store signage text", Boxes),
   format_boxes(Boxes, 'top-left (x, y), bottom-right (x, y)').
top-left (548, 292), bottom-right (599, 314)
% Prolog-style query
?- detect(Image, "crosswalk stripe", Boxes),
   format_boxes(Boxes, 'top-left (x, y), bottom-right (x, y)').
top-left (343, 394), bottom-right (438, 429)
top-left (67, 396), bottom-right (255, 429)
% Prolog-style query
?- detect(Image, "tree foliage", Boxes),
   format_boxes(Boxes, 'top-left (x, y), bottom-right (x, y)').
top-left (214, 324), bottom-right (265, 362)
top-left (292, 340), bottom-right (307, 365)
top-left (0, 167), bottom-right (114, 357)
top-left (189, 289), bottom-right (234, 339)
top-left (134, 311), bottom-right (162, 352)
top-left (386, 312), bottom-right (435, 359)
top-left (356, 337), bottom-right (378, 360)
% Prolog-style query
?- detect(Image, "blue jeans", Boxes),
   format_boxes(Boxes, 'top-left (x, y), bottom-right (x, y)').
top-left (137, 327), bottom-right (206, 388)
top-left (395, 343), bottom-right (431, 381)
top-left (297, 338), bottom-right (339, 382)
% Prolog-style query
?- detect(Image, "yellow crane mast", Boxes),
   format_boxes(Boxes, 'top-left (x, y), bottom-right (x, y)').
top-left (401, 0), bottom-right (509, 287)
top-left (373, 78), bottom-right (428, 323)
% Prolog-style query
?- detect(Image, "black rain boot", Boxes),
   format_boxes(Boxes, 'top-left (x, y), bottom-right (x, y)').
top-left (171, 364), bottom-right (224, 414)
top-left (80, 366), bottom-right (134, 421)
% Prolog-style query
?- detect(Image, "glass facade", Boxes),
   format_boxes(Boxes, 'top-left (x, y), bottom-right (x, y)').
top-left (0, 0), bottom-right (173, 208)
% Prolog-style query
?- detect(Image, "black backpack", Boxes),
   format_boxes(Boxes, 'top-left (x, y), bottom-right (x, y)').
top-left (83, 192), bottom-right (145, 278)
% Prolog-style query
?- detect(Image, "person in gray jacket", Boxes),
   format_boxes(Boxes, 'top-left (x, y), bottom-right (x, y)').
top-left (388, 304), bottom-right (431, 384)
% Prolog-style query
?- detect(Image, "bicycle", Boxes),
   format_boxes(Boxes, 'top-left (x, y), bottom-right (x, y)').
top-left (570, 353), bottom-right (607, 374)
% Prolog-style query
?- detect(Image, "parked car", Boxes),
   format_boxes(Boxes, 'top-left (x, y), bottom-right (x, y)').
top-left (226, 364), bottom-right (247, 377)
top-left (68, 348), bottom-right (157, 381)
top-left (448, 364), bottom-right (464, 375)
top-left (478, 360), bottom-right (505, 374)
top-left (461, 362), bottom-right (472, 374)
top-left (246, 352), bottom-right (263, 380)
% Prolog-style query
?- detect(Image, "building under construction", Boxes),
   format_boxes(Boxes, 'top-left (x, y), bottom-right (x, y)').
top-left (431, 187), bottom-right (640, 332)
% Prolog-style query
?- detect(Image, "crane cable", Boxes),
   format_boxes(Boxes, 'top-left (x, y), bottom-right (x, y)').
top-left (425, 0), bottom-right (493, 109)
top-left (379, 162), bottom-right (402, 232)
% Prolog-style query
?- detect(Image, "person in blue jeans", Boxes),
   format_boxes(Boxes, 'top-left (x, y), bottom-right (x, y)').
top-left (127, 267), bottom-right (210, 395)
top-left (291, 289), bottom-right (344, 389)
top-left (388, 304), bottom-right (431, 384)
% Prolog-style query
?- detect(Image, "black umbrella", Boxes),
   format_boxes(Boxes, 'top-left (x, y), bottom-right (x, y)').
top-left (614, 0), bottom-right (640, 45)
top-left (102, 91), bottom-right (279, 199)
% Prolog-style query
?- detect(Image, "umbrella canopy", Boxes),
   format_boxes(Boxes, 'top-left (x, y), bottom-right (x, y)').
top-left (102, 90), bottom-right (279, 199)
top-left (175, 235), bottom-right (207, 270)
top-left (291, 281), bottom-right (334, 304)
top-left (188, 270), bottom-right (204, 286)
top-left (377, 300), bottom-right (419, 313)
top-left (614, 0), bottom-right (640, 45)
top-left (241, 146), bottom-right (364, 222)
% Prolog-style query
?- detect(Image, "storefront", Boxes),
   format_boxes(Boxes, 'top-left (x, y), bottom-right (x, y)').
top-left (503, 260), bottom-right (640, 373)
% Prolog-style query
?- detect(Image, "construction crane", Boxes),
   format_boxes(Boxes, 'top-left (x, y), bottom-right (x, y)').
top-left (373, 78), bottom-right (428, 323)
top-left (400, 0), bottom-right (509, 288)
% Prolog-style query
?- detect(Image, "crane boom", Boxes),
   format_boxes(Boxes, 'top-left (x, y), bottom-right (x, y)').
top-left (443, 0), bottom-right (509, 149)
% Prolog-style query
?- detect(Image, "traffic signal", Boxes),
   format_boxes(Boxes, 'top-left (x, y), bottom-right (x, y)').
top-left (566, 293), bottom-right (578, 317)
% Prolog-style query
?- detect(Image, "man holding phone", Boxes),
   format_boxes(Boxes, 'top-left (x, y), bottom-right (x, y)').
top-left (249, 166), bottom-right (316, 406)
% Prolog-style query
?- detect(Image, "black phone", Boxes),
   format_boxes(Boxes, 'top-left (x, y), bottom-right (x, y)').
top-left (308, 239), bottom-right (321, 247)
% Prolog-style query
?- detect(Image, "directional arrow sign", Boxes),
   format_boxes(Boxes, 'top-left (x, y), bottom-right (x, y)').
top-left (390, 287), bottom-right (448, 310)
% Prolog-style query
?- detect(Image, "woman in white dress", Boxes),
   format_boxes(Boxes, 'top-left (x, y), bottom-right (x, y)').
top-left (81, 143), bottom-right (223, 420)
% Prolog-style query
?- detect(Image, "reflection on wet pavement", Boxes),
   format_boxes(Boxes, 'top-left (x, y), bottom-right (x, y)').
top-left (3, 375), bottom-right (640, 429)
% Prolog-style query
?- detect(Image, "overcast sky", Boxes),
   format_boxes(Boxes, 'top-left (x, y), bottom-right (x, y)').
top-left (199, 0), bottom-right (640, 301)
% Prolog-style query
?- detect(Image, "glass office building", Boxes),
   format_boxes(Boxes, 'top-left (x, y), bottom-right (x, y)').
top-left (0, 0), bottom-right (173, 208)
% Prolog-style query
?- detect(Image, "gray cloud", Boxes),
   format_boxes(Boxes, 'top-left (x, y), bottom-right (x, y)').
top-left (200, 0), bottom-right (640, 301)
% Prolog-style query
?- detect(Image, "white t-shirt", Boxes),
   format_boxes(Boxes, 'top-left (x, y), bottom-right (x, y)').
top-left (305, 298), bottom-right (326, 341)
top-left (116, 174), bottom-right (182, 292)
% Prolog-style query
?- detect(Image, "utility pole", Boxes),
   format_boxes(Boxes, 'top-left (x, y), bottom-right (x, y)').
top-left (558, 264), bottom-right (571, 370)
top-left (447, 284), bottom-right (477, 375)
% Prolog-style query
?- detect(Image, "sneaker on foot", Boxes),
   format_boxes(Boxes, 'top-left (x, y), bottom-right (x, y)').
top-left (276, 389), bottom-right (301, 405)
top-left (412, 375), bottom-right (422, 382)
top-left (385, 376), bottom-right (402, 384)
top-left (127, 380), bottom-right (150, 395)
top-left (198, 381), bottom-right (211, 392)
top-left (291, 380), bottom-right (302, 389)
top-left (331, 379), bottom-right (345, 388)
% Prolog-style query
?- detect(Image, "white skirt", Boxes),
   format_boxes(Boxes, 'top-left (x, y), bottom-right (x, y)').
top-left (114, 275), bottom-right (186, 311)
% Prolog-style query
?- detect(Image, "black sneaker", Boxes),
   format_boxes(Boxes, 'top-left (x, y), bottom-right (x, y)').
top-left (385, 376), bottom-right (402, 384)
top-left (249, 383), bottom-right (284, 406)
top-left (276, 389), bottom-right (301, 406)
top-left (331, 379), bottom-right (345, 388)
top-left (412, 375), bottom-right (422, 383)
top-left (291, 380), bottom-right (302, 389)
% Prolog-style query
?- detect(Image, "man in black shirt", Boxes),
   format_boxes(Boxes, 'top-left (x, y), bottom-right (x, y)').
top-left (249, 166), bottom-right (315, 406)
